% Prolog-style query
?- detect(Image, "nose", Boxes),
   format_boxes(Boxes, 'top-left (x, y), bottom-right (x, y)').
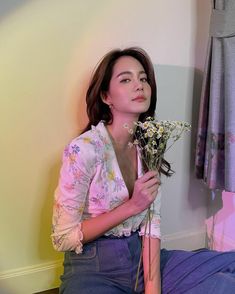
top-left (134, 79), bottom-right (143, 91)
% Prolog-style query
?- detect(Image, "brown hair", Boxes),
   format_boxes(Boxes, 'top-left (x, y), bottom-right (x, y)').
top-left (82, 47), bottom-right (173, 176)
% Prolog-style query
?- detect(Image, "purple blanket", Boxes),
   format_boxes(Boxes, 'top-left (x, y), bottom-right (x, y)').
top-left (161, 248), bottom-right (235, 293)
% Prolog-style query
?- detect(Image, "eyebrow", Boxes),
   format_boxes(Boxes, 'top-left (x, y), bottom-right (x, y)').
top-left (115, 70), bottom-right (146, 78)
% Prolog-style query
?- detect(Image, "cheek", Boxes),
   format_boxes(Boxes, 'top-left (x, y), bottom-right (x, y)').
top-left (105, 90), bottom-right (118, 104)
top-left (146, 85), bottom-right (152, 97)
top-left (107, 83), bottom-right (124, 99)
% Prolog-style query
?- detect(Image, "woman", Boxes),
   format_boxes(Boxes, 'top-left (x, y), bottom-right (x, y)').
top-left (52, 47), bottom-right (235, 294)
top-left (52, 47), bottom-right (162, 293)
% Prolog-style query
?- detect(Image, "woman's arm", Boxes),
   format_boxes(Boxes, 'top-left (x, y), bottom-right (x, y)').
top-left (82, 170), bottom-right (160, 243)
top-left (52, 139), bottom-right (160, 252)
top-left (143, 237), bottom-right (161, 294)
top-left (52, 167), bottom-right (160, 252)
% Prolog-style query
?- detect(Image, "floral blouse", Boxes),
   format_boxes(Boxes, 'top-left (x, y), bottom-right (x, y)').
top-left (51, 121), bottom-right (161, 254)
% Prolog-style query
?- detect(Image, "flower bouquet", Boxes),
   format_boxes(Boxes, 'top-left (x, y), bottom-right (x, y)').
top-left (124, 117), bottom-right (191, 290)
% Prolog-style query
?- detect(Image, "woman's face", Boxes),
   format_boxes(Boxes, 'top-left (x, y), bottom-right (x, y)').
top-left (103, 56), bottom-right (151, 119)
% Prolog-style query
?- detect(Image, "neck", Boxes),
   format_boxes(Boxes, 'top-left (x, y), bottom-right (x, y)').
top-left (106, 115), bottom-right (138, 150)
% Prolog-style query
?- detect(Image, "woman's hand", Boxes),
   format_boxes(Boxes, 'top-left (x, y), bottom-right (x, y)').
top-left (129, 170), bottom-right (160, 215)
top-left (80, 171), bottom-right (160, 244)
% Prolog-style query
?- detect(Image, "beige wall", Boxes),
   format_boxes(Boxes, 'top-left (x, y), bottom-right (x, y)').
top-left (0, 0), bottom-right (211, 292)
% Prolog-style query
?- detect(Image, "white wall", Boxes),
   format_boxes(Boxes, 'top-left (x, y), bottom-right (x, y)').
top-left (0, 0), bottom-right (211, 292)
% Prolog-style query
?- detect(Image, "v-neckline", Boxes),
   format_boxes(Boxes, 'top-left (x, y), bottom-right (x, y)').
top-left (101, 122), bottom-right (142, 197)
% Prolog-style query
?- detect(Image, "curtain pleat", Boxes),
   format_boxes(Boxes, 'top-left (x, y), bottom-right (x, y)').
top-left (195, 0), bottom-right (235, 192)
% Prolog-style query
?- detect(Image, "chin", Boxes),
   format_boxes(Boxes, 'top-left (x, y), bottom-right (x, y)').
top-left (137, 104), bottom-right (150, 113)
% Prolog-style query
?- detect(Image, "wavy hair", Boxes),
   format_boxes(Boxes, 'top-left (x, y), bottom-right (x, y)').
top-left (82, 47), bottom-right (173, 176)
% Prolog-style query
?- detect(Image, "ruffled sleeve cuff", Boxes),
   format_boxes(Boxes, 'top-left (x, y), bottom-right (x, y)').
top-left (51, 222), bottom-right (84, 254)
top-left (138, 216), bottom-right (161, 239)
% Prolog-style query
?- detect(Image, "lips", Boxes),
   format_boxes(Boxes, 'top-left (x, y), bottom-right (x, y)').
top-left (132, 96), bottom-right (147, 102)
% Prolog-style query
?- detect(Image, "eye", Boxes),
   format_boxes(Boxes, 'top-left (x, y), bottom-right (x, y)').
top-left (140, 77), bottom-right (148, 82)
top-left (120, 78), bottom-right (131, 83)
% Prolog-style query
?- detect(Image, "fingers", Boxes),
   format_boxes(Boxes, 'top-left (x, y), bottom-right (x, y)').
top-left (143, 176), bottom-right (161, 189)
top-left (138, 170), bottom-right (158, 183)
top-left (148, 185), bottom-right (159, 197)
top-left (142, 173), bottom-right (160, 202)
top-left (137, 170), bottom-right (161, 192)
top-left (131, 171), bottom-right (161, 213)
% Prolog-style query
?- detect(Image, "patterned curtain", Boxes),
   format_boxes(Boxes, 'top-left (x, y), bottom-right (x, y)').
top-left (195, 0), bottom-right (235, 192)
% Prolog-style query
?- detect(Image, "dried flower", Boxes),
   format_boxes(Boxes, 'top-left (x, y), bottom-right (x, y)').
top-left (128, 118), bottom-right (191, 172)
top-left (125, 117), bottom-right (191, 290)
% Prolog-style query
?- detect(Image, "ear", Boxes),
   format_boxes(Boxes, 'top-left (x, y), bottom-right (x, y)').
top-left (101, 91), bottom-right (111, 106)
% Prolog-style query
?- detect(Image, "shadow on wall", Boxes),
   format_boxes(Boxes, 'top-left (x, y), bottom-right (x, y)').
top-left (67, 71), bottom-right (90, 134)
top-left (36, 60), bottom-right (90, 266)
top-left (184, 0), bottom-right (211, 226)
top-left (0, 1), bottom-right (110, 292)
top-left (37, 160), bottom-right (63, 262)
top-left (0, 0), bottom-right (30, 21)
top-left (0, 286), bottom-right (15, 294)
top-left (194, 0), bottom-right (212, 71)
top-left (188, 68), bottom-right (210, 210)
top-left (155, 64), bottom-right (208, 241)
top-left (36, 80), bottom-right (90, 265)
top-left (187, 0), bottom-right (212, 211)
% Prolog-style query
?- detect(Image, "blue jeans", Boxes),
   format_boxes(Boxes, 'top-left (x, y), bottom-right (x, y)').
top-left (60, 235), bottom-right (235, 294)
top-left (59, 231), bottom-right (144, 294)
